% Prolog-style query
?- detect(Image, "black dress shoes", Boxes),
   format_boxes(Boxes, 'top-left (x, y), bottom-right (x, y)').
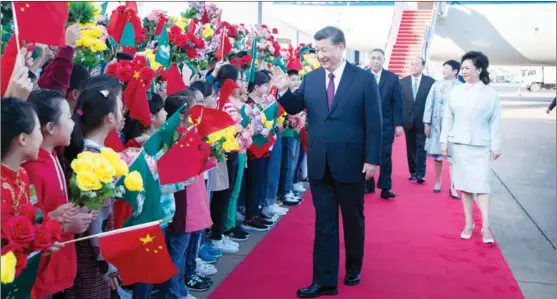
top-left (297, 283), bottom-right (338, 298)
top-left (364, 177), bottom-right (375, 194)
top-left (380, 189), bottom-right (396, 199)
top-left (409, 173), bottom-right (417, 180)
top-left (417, 176), bottom-right (426, 184)
top-left (344, 273), bottom-right (361, 286)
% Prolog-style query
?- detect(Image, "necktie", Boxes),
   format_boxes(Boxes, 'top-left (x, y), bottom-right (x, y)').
top-left (327, 73), bottom-right (335, 109)
top-left (412, 78), bottom-right (418, 101)
top-left (375, 74), bottom-right (380, 84)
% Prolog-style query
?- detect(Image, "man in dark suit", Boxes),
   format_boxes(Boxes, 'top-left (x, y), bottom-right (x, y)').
top-left (400, 56), bottom-right (435, 183)
top-left (271, 26), bottom-right (382, 298)
top-left (365, 48), bottom-right (403, 199)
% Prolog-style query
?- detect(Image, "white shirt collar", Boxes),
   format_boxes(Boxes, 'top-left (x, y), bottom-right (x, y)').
top-left (372, 68), bottom-right (382, 79)
top-left (412, 74), bottom-right (422, 82)
top-left (325, 60), bottom-right (347, 80)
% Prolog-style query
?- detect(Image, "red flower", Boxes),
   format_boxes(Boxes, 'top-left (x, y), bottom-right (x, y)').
top-left (44, 218), bottom-right (63, 242)
top-left (133, 55), bottom-right (148, 68)
top-left (272, 28), bottom-right (279, 34)
top-left (227, 26), bottom-right (238, 38)
top-left (273, 41), bottom-right (282, 57)
top-left (31, 222), bottom-right (54, 251)
top-left (241, 55), bottom-right (252, 66)
top-left (170, 25), bottom-right (182, 35)
top-left (18, 204), bottom-right (37, 223)
top-left (261, 24), bottom-right (268, 29)
top-left (186, 48), bottom-right (198, 59)
top-left (118, 66), bottom-right (132, 83)
top-left (171, 33), bottom-right (188, 49)
top-left (106, 63), bottom-right (121, 79)
top-left (120, 60), bottom-right (132, 68)
top-left (2, 216), bottom-right (36, 246)
top-left (193, 38), bottom-right (205, 49)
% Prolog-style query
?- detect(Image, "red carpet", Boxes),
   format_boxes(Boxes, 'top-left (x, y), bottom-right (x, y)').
top-left (209, 138), bottom-right (525, 299)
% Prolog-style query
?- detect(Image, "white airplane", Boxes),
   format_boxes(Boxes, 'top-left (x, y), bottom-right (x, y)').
top-left (270, 1), bottom-right (556, 66)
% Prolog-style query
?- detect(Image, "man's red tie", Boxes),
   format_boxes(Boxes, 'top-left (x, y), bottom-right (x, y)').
top-left (327, 73), bottom-right (335, 109)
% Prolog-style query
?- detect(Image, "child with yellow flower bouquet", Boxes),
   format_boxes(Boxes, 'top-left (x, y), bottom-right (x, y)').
top-left (63, 76), bottom-right (127, 299)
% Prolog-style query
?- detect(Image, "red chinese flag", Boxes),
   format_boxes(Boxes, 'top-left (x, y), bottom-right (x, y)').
top-left (99, 222), bottom-right (177, 285)
top-left (189, 105), bottom-right (236, 138)
top-left (166, 64), bottom-right (187, 96)
top-left (216, 79), bottom-right (238, 110)
top-left (215, 31), bottom-right (232, 61)
top-left (157, 130), bottom-right (211, 185)
top-left (155, 15), bottom-right (169, 36)
top-left (125, 1), bottom-right (138, 14)
top-left (13, 2), bottom-right (68, 47)
top-left (187, 18), bottom-right (198, 34)
top-left (269, 87), bottom-right (286, 117)
top-left (104, 131), bottom-right (126, 153)
top-left (123, 78), bottom-right (151, 127)
top-left (107, 6), bottom-right (127, 43)
top-left (201, 9), bottom-right (210, 25)
top-left (248, 134), bottom-right (276, 158)
top-left (1, 36), bottom-right (17, 97)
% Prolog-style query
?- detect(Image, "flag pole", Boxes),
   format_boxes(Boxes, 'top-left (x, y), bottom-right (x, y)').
top-left (62, 220), bottom-right (162, 245)
top-left (11, 2), bottom-right (21, 51)
top-left (220, 31), bottom-right (226, 61)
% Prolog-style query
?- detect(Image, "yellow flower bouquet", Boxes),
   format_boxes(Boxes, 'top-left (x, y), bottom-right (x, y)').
top-left (1, 251), bottom-right (17, 284)
top-left (73, 25), bottom-right (108, 70)
top-left (204, 126), bottom-right (240, 161)
top-left (69, 148), bottom-right (143, 210)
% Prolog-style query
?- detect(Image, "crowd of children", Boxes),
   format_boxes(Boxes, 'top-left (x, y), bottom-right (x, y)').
top-left (1, 19), bottom-right (309, 299)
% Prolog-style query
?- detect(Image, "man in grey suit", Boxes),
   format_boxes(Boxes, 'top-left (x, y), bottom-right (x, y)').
top-left (400, 57), bottom-right (435, 183)
top-left (272, 26), bottom-right (382, 298)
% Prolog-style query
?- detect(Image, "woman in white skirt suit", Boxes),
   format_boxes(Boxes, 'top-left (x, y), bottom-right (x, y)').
top-left (439, 51), bottom-right (501, 244)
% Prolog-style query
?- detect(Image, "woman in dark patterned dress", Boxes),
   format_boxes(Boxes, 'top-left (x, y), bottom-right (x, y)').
top-left (63, 76), bottom-right (124, 299)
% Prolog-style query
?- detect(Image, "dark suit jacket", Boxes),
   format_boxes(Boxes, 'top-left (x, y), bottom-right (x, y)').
top-left (376, 69), bottom-right (403, 131)
top-left (400, 75), bottom-right (435, 130)
top-left (278, 62), bottom-right (383, 183)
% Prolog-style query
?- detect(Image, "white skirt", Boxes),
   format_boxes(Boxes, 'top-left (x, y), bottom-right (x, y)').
top-left (451, 143), bottom-right (491, 194)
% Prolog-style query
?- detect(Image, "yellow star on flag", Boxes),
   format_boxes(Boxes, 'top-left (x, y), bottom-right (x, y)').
top-left (133, 71), bottom-right (141, 80)
top-left (140, 234), bottom-right (155, 245)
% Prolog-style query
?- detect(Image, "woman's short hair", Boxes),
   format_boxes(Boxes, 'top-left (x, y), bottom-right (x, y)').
top-left (443, 60), bottom-right (461, 75)
top-left (461, 51), bottom-right (491, 85)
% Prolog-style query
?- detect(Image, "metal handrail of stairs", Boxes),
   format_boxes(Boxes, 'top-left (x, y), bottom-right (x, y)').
top-left (421, 1), bottom-right (442, 66)
top-left (384, 2), bottom-right (406, 68)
